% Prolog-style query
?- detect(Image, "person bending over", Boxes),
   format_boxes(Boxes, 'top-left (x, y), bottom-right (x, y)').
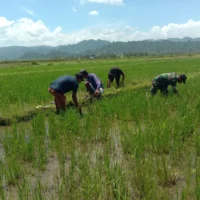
top-left (48, 73), bottom-right (84, 114)
top-left (107, 67), bottom-right (125, 88)
top-left (150, 72), bottom-right (187, 96)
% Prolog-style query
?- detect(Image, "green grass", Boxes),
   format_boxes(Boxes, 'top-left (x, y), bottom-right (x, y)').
top-left (1, 56), bottom-right (200, 199)
top-left (1, 57), bottom-right (200, 117)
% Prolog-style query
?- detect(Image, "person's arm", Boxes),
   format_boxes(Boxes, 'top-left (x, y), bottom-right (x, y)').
top-left (72, 92), bottom-right (82, 115)
top-left (172, 85), bottom-right (178, 94)
top-left (92, 74), bottom-right (101, 96)
top-left (107, 79), bottom-right (111, 88)
top-left (121, 72), bottom-right (125, 83)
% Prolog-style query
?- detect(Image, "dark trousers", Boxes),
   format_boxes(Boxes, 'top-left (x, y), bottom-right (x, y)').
top-left (150, 83), bottom-right (168, 96)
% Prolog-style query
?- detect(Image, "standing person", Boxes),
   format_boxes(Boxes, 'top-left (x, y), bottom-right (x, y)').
top-left (107, 67), bottom-right (125, 88)
top-left (79, 69), bottom-right (104, 98)
top-left (150, 72), bottom-right (187, 96)
top-left (48, 73), bottom-right (84, 114)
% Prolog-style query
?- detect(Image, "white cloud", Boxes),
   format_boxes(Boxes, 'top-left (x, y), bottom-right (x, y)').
top-left (1, 17), bottom-right (200, 47)
top-left (72, 6), bottom-right (78, 12)
top-left (89, 10), bottom-right (99, 15)
top-left (0, 17), bottom-right (14, 28)
top-left (20, 6), bottom-right (35, 16)
top-left (80, 0), bottom-right (124, 5)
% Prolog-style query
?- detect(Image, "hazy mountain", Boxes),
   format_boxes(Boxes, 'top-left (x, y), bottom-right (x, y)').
top-left (1, 38), bottom-right (200, 60)
top-left (0, 46), bottom-right (54, 60)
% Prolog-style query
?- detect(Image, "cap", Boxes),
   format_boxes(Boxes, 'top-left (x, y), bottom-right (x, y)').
top-left (179, 74), bottom-right (187, 83)
top-left (80, 69), bottom-right (88, 76)
top-left (75, 73), bottom-right (84, 81)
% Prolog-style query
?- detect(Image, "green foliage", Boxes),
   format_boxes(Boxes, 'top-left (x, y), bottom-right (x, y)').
top-left (2, 39), bottom-right (200, 60)
top-left (1, 57), bottom-right (200, 199)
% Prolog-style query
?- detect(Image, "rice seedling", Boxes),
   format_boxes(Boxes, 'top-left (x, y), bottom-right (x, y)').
top-left (1, 57), bottom-right (200, 198)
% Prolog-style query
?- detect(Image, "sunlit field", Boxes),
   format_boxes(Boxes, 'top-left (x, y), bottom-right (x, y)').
top-left (1, 56), bottom-right (200, 199)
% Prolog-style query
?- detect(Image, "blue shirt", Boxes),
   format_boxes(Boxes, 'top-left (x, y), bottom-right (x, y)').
top-left (86, 73), bottom-right (103, 90)
top-left (50, 75), bottom-right (79, 93)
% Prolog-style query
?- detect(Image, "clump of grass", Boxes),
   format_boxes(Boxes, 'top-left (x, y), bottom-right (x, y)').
top-left (31, 61), bottom-right (38, 65)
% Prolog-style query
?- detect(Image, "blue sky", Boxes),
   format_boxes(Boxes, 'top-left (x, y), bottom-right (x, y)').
top-left (1, 0), bottom-right (200, 46)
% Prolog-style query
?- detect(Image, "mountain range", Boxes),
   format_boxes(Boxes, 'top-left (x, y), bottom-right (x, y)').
top-left (1, 37), bottom-right (200, 60)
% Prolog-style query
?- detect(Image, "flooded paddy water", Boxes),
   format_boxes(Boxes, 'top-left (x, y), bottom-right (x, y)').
top-left (0, 116), bottom-right (196, 199)
top-left (0, 118), bottom-right (137, 199)
top-left (1, 57), bottom-right (200, 199)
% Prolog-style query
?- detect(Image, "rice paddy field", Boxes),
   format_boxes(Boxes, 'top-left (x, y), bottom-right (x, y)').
top-left (1, 56), bottom-right (200, 199)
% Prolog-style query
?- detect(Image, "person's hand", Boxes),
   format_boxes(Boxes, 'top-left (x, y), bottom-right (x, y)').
top-left (94, 90), bottom-right (99, 97)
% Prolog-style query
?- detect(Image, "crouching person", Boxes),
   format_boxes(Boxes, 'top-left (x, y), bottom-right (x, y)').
top-left (79, 69), bottom-right (104, 98)
top-left (48, 73), bottom-right (84, 114)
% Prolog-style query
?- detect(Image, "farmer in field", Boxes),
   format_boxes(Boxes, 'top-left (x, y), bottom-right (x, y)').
top-left (150, 72), bottom-right (187, 96)
top-left (107, 67), bottom-right (125, 88)
top-left (48, 73), bottom-right (84, 114)
top-left (79, 69), bottom-right (104, 98)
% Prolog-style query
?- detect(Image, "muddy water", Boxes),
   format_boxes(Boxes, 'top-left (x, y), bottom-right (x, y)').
top-left (0, 122), bottom-right (33, 161)
top-left (0, 120), bottom-right (191, 199)
top-left (0, 121), bottom-right (141, 199)
top-left (0, 121), bottom-right (64, 199)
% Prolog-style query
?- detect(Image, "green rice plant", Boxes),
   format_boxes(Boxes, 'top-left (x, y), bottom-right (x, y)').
top-left (34, 137), bottom-right (49, 171)
top-left (195, 185), bottom-right (200, 200)
top-left (0, 161), bottom-right (5, 200)
top-left (22, 135), bottom-right (35, 162)
top-left (56, 142), bottom-right (67, 179)
top-left (78, 109), bottom-right (96, 143)
top-left (75, 154), bottom-right (95, 199)
top-left (47, 113), bottom-right (59, 140)
top-left (106, 163), bottom-right (128, 199)
top-left (17, 177), bottom-right (31, 200)
top-left (195, 131), bottom-right (200, 157)
top-left (87, 101), bottom-right (110, 142)
top-left (63, 108), bottom-right (80, 135)
top-left (156, 156), bottom-right (172, 187)
top-left (181, 189), bottom-right (189, 200)
top-left (31, 114), bottom-right (50, 170)
top-left (64, 149), bottom-right (77, 199)
top-left (2, 57), bottom-right (200, 199)
top-left (130, 156), bottom-right (159, 199)
top-left (3, 157), bottom-right (21, 186)
top-left (58, 180), bottom-right (64, 200)
top-left (31, 114), bottom-right (46, 137)
top-left (3, 124), bottom-right (36, 163)
top-left (32, 180), bottom-right (44, 200)
top-left (121, 127), bottom-right (146, 159)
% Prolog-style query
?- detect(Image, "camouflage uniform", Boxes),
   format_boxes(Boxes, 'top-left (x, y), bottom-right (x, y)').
top-left (150, 72), bottom-right (178, 96)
